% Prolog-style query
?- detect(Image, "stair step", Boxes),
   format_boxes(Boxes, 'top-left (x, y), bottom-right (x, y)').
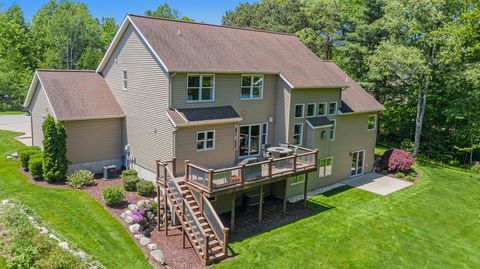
top-left (210, 245), bottom-right (223, 253)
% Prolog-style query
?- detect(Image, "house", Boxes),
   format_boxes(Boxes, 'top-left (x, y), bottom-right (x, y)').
top-left (24, 14), bottom-right (384, 264)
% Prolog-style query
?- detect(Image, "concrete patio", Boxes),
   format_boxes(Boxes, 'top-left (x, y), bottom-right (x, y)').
top-left (344, 173), bottom-right (413, 196)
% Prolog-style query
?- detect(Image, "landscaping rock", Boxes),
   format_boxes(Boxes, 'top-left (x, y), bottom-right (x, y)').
top-left (147, 243), bottom-right (157, 250)
top-left (1, 199), bottom-right (9, 206)
top-left (134, 234), bottom-right (143, 239)
top-left (128, 204), bottom-right (138, 211)
top-left (137, 199), bottom-right (149, 208)
top-left (11, 152), bottom-right (18, 158)
top-left (76, 251), bottom-right (87, 260)
top-left (58, 241), bottom-right (70, 251)
top-left (125, 216), bottom-right (134, 224)
top-left (39, 227), bottom-right (49, 234)
top-left (129, 224), bottom-right (140, 233)
top-left (49, 234), bottom-right (60, 241)
top-left (140, 236), bottom-right (151, 246)
top-left (124, 209), bottom-right (132, 216)
top-left (150, 249), bottom-right (165, 264)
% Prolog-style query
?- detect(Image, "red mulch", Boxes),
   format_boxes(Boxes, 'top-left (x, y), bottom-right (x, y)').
top-left (20, 168), bottom-right (203, 269)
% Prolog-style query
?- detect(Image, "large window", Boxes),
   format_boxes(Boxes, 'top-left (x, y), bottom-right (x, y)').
top-left (306, 103), bottom-right (316, 117)
top-left (239, 123), bottom-right (268, 157)
top-left (122, 70), bottom-right (128, 90)
top-left (294, 104), bottom-right (304, 118)
top-left (196, 130), bottom-right (215, 151)
top-left (319, 157), bottom-right (333, 178)
top-left (290, 174), bottom-right (305, 186)
top-left (368, 114), bottom-right (377, 130)
top-left (329, 120), bottom-right (336, 140)
top-left (241, 74), bottom-right (263, 100)
top-left (293, 123), bottom-right (303, 145)
top-left (187, 74), bottom-right (214, 102)
top-left (328, 102), bottom-right (337, 115)
top-left (318, 102), bottom-right (326, 116)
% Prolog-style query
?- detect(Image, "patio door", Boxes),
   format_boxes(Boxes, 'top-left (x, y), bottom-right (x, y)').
top-left (239, 123), bottom-right (267, 157)
top-left (351, 150), bottom-right (365, 177)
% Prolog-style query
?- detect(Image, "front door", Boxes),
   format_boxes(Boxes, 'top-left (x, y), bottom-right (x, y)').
top-left (351, 150), bottom-right (365, 177)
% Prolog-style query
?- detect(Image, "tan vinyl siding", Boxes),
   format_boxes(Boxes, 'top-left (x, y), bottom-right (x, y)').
top-left (175, 123), bottom-right (236, 175)
top-left (171, 73), bottom-right (276, 145)
top-left (30, 83), bottom-right (53, 149)
top-left (273, 77), bottom-right (291, 145)
top-left (102, 24), bottom-right (173, 172)
top-left (64, 119), bottom-right (122, 164)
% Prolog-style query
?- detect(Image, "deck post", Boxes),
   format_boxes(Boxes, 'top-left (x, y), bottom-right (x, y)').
top-left (293, 154), bottom-right (298, 173)
top-left (223, 227), bottom-right (230, 256)
top-left (184, 160), bottom-right (190, 182)
top-left (258, 185), bottom-right (264, 224)
top-left (156, 160), bottom-right (160, 182)
top-left (172, 157), bottom-right (177, 177)
top-left (283, 178), bottom-right (288, 215)
top-left (182, 196), bottom-right (186, 248)
top-left (157, 185), bottom-right (161, 231)
top-left (303, 173), bottom-right (309, 208)
top-left (231, 192), bottom-right (236, 232)
top-left (199, 192), bottom-right (204, 217)
top-left (205, 235), bottom-right (211, 263)
top-left (314, 150), bottom-right (319, 169)
top-left (240, 164), bottom-right (246, 185)
top-left (268, 158), bottom-right (273, 179)
top-left (208, 169), bottom-right (214, 192)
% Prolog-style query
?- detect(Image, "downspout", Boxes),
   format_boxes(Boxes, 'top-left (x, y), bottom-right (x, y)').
top-left (169, 72), bottom-right (177, 157)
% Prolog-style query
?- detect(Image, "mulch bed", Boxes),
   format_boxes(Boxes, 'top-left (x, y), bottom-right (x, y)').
top-left (19, 168), bottom-right (203, 269)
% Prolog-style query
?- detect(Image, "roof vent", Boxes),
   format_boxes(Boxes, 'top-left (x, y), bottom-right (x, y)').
top-left (177, 29), bottom-right (181, 36)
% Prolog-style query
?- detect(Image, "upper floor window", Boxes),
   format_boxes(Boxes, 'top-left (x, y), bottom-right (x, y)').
top-left (306, 103), bottom-right (316, 117)
top-left (241, 74), bottom-right (263, 100)
top-left (330, 120), bottom-right (336, 140)
top-left (294, 104), bottom-right (304, 118)
top-left (122, 70), bottom-right (128, 90)
top-left (318, 102), bottom-right (326, 116)
top-left (328, 102), bottom-right (337, 115)
top-left (188, 74), bottom-right (214, 102)
top-left (293, 123), bottom-right (303, 145)
top-left (197, 130), bottom-right (215, 151)
top-left (368, 114), bottom-right (377, 130)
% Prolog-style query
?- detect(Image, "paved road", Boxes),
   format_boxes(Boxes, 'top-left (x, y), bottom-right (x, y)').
top-left (0, 114), bottom-right (32, 145)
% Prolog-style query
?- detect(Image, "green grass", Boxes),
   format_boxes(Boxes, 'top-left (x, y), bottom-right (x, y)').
top-left (0, 111), bottom-right (25, 115)
top-left (215, 153), bottom-right (480, 268)
top-left (0, 131), bottom-right (152, 269)
top-left (374, 144), bottom-right (388, 156)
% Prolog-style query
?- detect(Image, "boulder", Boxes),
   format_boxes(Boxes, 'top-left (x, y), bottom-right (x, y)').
top-left (150, 249), bottom-right (165, 264)
top-left (39, 227), bottom-right (49, 234)
top-left (49, 234), bottom-right (60, 241)
top-left (147, 243), bottom-right (157, 250)
top-left (1, 199), bottom-right (9, 206)
top-left (134, 234), bottom-right (143, 239)
top-left (76, 251), bottom-right (87, 260)
top-left (58, 241), bottom-right (70, 251)
top-left (124, 209), bottom-right (132, 216)
top-left (129, 224), bottom-right (140, 233)
top-left (140, 236), bottom-right (151, 246)
top-left (125, 216), bottom-right (134, 224)
top-left (11, 152), bottom-right (18, 158)
top-left (137, 200), bottom-right (149, 208)
top-left (128, 204), bottom-right (138, 211)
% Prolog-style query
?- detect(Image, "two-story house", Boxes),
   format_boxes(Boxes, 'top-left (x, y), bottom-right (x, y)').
top-left (24, 14), bottom-right (384, 264)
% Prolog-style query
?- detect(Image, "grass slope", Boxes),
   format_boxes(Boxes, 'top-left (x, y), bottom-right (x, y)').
top-left (216, 158), bottom-right (480, 268)
top-left (0, 131), bottom-right (151, 269)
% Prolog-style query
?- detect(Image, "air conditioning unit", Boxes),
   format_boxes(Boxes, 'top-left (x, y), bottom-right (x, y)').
top-left (103, 165), bottom-right (116, 179)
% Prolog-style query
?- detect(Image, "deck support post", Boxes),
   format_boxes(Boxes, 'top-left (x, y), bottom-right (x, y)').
top-left (303, 173), bottom-right (309, 208)
top-left (258, 185), bottom-right (264, 224)
top-left (283, 178), bottom-right (288, 215)
top-left (157, 185), bottom-right (161, 231)
top-left (231, 192), bottom-right (236, 232)
top-left (172, 157), bottom-right (177, 177)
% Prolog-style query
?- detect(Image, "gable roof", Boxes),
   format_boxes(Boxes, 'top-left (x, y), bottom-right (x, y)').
top-left (24, 70), bottom-right (124, 121)
top-left (166, 106), bottom-right (242, 127)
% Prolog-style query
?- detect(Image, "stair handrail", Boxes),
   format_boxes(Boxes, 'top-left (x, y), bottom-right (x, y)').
top-left (202, 195), bottom-right (229, 255)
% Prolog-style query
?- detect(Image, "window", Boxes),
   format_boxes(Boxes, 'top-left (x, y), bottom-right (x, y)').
top-left (319, 157), bottom-right (333, 178)
top-left (196, 130), bottom-right (215, 151)
top-left (294, 104), bottom-right (304, 118)
top-left (187, 74), bottom-right (214, 102)
top-left (328, 102), bottom-right (337, 115)
top-left (329, 120), bottom-right (336, 140)
top-left (261, 123), bottom-right (268, 146)
top-left (368, 114), bottom-right (377, 130)
top-left (306, 103), bottom-right (316, 117)
top-left (122, 70), bottom-right (128, 90)
top-left (241, 74), bottom-right (263, 100)
top-left (318, 102), bottom-right (326, 116)
top-left (290, 174), bottom-right (305, 185)
top-left (293, 123), bottom-right (303, 145)
top-left (239, 123), bottom-right (267, 157)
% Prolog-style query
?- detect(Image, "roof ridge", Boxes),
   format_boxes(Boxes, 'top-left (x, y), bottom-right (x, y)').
top-left (127, 14), bottom-right (295, 37)
top-left (36, 69), bottom-right (96, 73)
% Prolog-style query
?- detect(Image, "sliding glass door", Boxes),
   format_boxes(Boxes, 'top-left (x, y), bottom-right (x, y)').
top-left (238, 123), bottom-right (267, 157)
top-left (351, 150), bottom-right (365, 176)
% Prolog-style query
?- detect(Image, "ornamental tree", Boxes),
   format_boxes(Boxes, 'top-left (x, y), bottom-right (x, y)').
top-left (379, 148), bottom-right (415, 173)
top-left (42, 115), bottom-right (69, 182)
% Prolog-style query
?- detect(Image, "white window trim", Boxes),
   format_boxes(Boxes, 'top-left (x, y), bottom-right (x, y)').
top-left (290, 174), bottom-right (305, 186)
top-left (306, 103), bottom-right (316, 118)
top-left (294, 104), bottom-right (305, 119)
top-left (234, 125), bottom-right (239, 151)
top-left (350, 150), bottom-right (366, 177)
top-left (330, 119), bottom-right (336, 140)
top-left (122, 70), bottom-right (128, 91)
top-left (196, 130), bottom-right (215, 152)
top-left (293, 123), bottom-right (303, 146)
top-left (328, 102), bottom-right (338, 115)
top-left (318, 157), bottom-right (333, 178)
top-left (318, 102), bottom-right (327, 116)
top-left (240, 74), bottom-right (264, 100)
top-left (187, 74), bottom-right (215, 103)
top-left (368, 114), bottom-right (377, 131)
top-left (238, 123), bottom-right (268, 158)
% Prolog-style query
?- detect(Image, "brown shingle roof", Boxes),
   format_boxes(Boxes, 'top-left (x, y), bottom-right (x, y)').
top-left (36, 70), bottom-right (124, 121)
top-left (166, 106), bottom-right (242, 127)
top-left (306, 116), bottom-right (332, 128)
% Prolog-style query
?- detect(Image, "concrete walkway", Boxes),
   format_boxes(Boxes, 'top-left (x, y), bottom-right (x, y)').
top-left (344, 173), bottom-right (412, 196)
top-left (0, 114), bottom-right (32, 146)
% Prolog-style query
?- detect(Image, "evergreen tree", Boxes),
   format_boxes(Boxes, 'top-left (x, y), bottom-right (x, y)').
top-left (42, 115), bottom-right (69, 182)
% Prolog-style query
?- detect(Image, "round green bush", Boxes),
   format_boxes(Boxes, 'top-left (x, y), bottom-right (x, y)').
top-left (19, 147), bottom-right (41, 169)
top-left (28, 154), bottom-right (43, 179)
top-left (102, 187), bottom-right (125, 206)
top-left (121, 169), bottom-right (138, 178)
top-left (136, 180), bottom-right (155, 197)
top-left (122, 175), bottom-right (140, 191)
top-left (67, 170), bottom-right (94, 189)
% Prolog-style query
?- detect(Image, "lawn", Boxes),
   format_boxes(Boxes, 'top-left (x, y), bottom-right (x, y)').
top-left (215, 155), bottom-right (480, 268)
top-left (0, 130), bottom-right (152, 269)
top-left (0, 111), bottom-right (25, 115)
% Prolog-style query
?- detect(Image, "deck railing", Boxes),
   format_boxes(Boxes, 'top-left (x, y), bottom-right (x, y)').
top-left (185, 144), bottom-right (318, 193)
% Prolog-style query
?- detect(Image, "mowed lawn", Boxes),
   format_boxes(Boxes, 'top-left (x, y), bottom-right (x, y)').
top-left (216, 154), bottom-right (480, 268)
top-left (0, 131), bottom-right (152, 269)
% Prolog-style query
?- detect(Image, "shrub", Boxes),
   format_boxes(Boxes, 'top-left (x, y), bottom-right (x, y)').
top-left (28, 154), bottom-right (44, 179)
top-left (400, 139), bottom-right (414, 153)
top-left (42, 115), bottom-right (69, 182)
top-left (395, 172), bottom-right (405, 178)
top-left (19, 147), bottom-right (41, 169)
top-left (122, 175), bottom-right (140, 191)
top-left (121, 169), bottom-right (138, 178)
top-left (67, 170), bottom-right (94, 189)
top-left (406, 175), bottom-right (415, 181)
top-left (471, 162), bottom-right (480, 173)
top-left (102, 187), bottom-right (124, 206)
top-left (379, 148), bottom-right (415, 173)
top-left (136, 180), bottom-right (155, 197)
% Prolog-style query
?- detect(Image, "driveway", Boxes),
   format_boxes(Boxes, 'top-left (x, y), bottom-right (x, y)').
top-left (344, 173), bottom-right (413, 196)
top-left (0, 114), bottom-right (32, 146)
